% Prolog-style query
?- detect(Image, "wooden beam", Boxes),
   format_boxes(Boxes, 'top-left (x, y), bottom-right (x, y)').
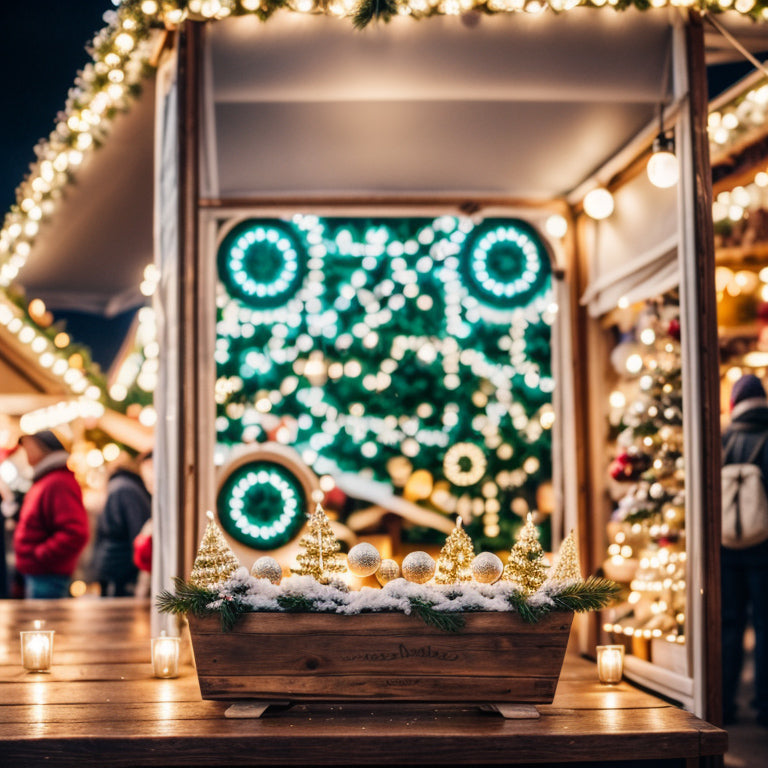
top-left (178, 20), bottom-right (203, 579)
top-left (685, 11), bottom-right (723, 732)
top-left (198, 195), bottom-right (568, 213)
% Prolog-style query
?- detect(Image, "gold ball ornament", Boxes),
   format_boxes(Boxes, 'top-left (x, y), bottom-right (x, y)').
top-left (347, 543), bottom-right (382, 577)
top-left (471, 552), bottom-right (504, 584)
top-left (401, 551), bottom-right (436, 584)
top-left (376, 558), bottom-right (400, 585)
top-left (250, 556), bottom-right (283, 584)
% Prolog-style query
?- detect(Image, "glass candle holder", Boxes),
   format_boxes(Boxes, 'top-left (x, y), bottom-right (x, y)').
top-left (596, 644), bottom-right (624, 685)
top-left (20, 621), bottom-right (55, 672)
top-left (151, 632), bottom-right (180, 679)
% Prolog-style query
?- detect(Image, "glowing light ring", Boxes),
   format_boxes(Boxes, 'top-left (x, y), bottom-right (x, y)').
top-left (444, 442), bottom-right (487, 487)
top-left (217, 460), bottom-right (307, 550)
top-left (218, 220), bottom-right (306, 309)
top-left (461, 220), bottom-right (550, 308)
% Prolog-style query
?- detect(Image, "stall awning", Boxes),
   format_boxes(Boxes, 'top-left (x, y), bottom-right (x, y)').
top-left (15, 80), bottom-right (156, 317)
top-left (580, 234), bottom-right (679, 318)
top-left (581, 170), bottom-right (680, 317)
top-left (0, 324), bottom-right (69, 415)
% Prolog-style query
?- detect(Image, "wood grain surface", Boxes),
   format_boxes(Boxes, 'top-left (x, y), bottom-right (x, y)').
top-left (189, 610), bottom-right (571, 702)
top-left (0, 598), bottom-right (726, 767)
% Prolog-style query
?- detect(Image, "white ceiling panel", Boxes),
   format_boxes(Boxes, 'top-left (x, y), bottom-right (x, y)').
top-left (205, 10), bottom-right (674, 199)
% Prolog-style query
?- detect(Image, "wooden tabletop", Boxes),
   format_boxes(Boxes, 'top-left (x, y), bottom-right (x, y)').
top-left (0, 598), bottom-right (726, 767)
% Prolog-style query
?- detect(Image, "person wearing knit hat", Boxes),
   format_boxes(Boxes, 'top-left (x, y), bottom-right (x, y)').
top-left (730, 373), bottom-right (767, 411)
top-left (13, 429), bottom-right (89, 599)
top-left (721, 374), bottom-right (768, 726)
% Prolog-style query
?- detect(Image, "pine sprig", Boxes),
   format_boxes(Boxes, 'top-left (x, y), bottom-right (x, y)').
top-left (276, 594), bottom-right (320, 612)
top-left (218, 598), bottom-right (248, 632)
top-left (408, 598), bottom-right (466, 633)
top-left (156, 577), bottom-right (217, 616)
top-left (156, 577), bottom-right (248, 632)
top-left (548, 577), bottom-right (622, 614)
top-left (507, 577), bottom-right (620, 623)
top-left (353, 0), bottom-right (399, 29)
top-left (507, 590), bottom-right (545, 624)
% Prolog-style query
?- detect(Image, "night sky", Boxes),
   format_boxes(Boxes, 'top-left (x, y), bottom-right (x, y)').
top-left (0, 1), bottom-right (110, 213)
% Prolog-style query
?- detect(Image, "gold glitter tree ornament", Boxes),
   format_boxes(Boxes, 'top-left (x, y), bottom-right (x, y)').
top-left (434, 517), bottom-right (475, 584)
top-left (189, 510), bottom-right (241, 589)
top-left (548, 530), bottom-right (582, 583)
top-left (291, 503), bottom-right (346, 582)
top-left (502, 512), bottom-right (548, 595)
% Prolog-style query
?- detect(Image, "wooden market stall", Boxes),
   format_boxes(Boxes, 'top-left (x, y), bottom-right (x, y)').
top-left (5, 2), bottom-right (768, 765)
top-left (150, 4), bottom-right (725, 725)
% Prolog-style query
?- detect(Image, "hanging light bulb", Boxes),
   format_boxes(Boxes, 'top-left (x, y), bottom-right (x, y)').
top-left (647, 103), bottom-right (679, 189)
top-left (583, 187), bottom-right (614, 220)
top-left (647, 133), bottom-right (679, 188)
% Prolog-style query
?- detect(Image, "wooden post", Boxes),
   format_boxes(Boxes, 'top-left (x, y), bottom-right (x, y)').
top-left (177, 20), bottom-right (203, 578)
top-left (683, 12), bottom-right (722, 731)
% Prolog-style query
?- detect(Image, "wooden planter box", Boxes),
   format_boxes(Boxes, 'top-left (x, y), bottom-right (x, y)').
top-left (188, 610), bottom-right (573, 717)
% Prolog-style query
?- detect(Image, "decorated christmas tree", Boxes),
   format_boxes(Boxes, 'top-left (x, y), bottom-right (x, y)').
top-left (291, 503), bottom-right (347, 582)
top-left (434, 517), bottom-right (475, 584)
top-left (602, 295), bottom-right (686, 646)
top-left (503, 513), bottom-right (547, 595)
top-left (190, 511), bottom-right (241, 589)
top-left (548, 530), bottom-right (582, 583)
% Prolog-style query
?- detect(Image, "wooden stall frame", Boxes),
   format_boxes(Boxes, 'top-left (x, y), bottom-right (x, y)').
top-left (174, 14), bottom-right (723, 729)
top-left (679, 11), bottom-right (722, 729)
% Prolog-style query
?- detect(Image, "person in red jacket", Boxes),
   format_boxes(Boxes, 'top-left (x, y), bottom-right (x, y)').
top-left (13, 430), bottom-right (90, 599)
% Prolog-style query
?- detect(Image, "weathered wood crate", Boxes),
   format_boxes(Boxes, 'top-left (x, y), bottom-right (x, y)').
top-left (188, 610), bottom-right (573, 712)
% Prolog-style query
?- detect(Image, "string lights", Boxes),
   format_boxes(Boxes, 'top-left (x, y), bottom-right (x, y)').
top-left (217, 460), bottom-right (307, 549)
top-left (583, 187), bottom-right (615, 220)
top-left (216, 215), bottom-right (554, 546)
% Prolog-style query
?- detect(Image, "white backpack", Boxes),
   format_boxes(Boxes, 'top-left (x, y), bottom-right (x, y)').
top-left (722, 430), bottom-right (768, 549)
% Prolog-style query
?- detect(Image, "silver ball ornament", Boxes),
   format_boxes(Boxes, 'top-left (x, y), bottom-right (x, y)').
top-left (376, 558), bottom-right (400, 585)
top-left (250, 556), bottom-right (283, 584)
top-left (347, 543), bottom-right (382, 577)
top-left (401, 551), bottom-right (436, 584)
top-left (471, 552), bottom-right (504, 584)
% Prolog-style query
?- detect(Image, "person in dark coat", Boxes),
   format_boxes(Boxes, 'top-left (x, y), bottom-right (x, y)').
top-left (722, 374), bottom-right (768, 726)
top-left (92, 451), bottom-right (152, 597)
top-left (13, 430), bottom-right (90, 599)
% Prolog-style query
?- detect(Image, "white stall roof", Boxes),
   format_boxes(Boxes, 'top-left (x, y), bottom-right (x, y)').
top-left (17, 80), bottom-right (156, 317)
top-left (204, 11), bottom-right (672, 200)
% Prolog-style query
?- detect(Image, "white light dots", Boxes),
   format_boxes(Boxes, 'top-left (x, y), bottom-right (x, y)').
top-left (583, 187), bottom-right (615, 220)
top-left (545, 213), bottom-right (568, 239)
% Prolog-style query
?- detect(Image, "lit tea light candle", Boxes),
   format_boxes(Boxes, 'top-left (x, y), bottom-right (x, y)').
top-left (151, 631), bottom-right (180, 679)
top-left (20, 621), bottom-right (55, 672)
top-left (596, 644), bottom-right (624, 685)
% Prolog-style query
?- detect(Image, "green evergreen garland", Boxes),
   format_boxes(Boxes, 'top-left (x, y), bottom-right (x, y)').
top-left (353, 0), bottom-right (400, 29)
top-left (157, 575), bottom-right (620, 632)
